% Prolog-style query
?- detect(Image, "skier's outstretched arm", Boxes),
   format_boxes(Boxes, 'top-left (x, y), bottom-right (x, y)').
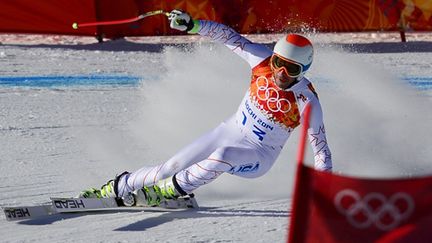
top-left (168, 9), bottom-right (271, 68)
top-left (305, 97), bottom-right (333, 171)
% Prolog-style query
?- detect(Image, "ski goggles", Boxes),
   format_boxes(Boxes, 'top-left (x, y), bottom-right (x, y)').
top-left (270, 54), bottom-right (303, 78)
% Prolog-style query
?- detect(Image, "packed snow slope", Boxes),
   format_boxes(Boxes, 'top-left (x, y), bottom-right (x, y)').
top-left (0, 33), bottom-right (431, 242)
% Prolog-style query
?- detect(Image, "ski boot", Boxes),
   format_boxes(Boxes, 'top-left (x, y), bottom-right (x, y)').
top-left (134, 174), bottom-right (190, 207)
top-left (79, 173), bottom-right (197, 208)
top-left (79, 171), bottom-right (136, 206)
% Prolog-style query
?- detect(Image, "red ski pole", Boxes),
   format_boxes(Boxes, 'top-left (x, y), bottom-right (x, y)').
top-left (72, 10), bottom-right (169, 29)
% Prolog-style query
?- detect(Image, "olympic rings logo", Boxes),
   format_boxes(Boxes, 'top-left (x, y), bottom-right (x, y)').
top-left (255, 76), bottom-right (291, 113)
top-left (334, 189), bottom-right (415, 231)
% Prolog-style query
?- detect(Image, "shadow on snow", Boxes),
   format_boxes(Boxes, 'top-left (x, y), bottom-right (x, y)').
top-left (114, 207), bottom-right (290, 231)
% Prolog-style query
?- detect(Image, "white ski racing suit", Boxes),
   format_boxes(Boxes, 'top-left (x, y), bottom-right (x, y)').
top-left (117, 20), bottom-right (332, 196)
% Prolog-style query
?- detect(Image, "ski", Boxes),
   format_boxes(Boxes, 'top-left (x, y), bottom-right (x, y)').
top-left (3, 194), bottom-right (198, 221)
top-left (51, 195), bottom-right (198, 213)
top-left (3, 204), bottom-right (54, 221)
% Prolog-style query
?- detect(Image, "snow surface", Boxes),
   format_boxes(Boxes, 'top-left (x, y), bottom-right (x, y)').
top-left (0, 32), bottom-right (431, 242)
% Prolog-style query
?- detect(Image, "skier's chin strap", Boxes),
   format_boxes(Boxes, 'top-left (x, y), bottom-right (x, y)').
top-left (285, 78), bottom-right (299, 89)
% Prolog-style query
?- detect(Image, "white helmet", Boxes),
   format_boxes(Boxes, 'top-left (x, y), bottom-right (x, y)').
top-left (272, 34), bottom-right (314, 77)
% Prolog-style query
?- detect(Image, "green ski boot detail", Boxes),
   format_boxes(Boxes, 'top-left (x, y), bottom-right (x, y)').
top-left (100, 180), bottom-right (116, 198)
top-left (140, 175), bottom-right (188, 206)
top-left (78, 188), bottom-right (102, 198)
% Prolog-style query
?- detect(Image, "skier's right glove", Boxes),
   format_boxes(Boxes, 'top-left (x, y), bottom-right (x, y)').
top-left (168, 9), bottom-right (197, 33)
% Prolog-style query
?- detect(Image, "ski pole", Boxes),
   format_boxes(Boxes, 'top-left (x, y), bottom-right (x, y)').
top-left (72, 9), bottom-right (169, 29)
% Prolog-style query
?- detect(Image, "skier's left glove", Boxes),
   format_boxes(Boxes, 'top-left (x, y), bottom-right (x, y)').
top-left (168, 9), bottom-right (197, 33)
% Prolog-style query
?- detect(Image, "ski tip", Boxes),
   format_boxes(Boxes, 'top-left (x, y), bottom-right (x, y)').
top-left (3, 204), bottom-right (54, 221)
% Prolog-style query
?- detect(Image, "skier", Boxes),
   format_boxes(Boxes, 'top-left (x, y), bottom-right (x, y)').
top-left (80, 10), bottom-right (332, 206)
